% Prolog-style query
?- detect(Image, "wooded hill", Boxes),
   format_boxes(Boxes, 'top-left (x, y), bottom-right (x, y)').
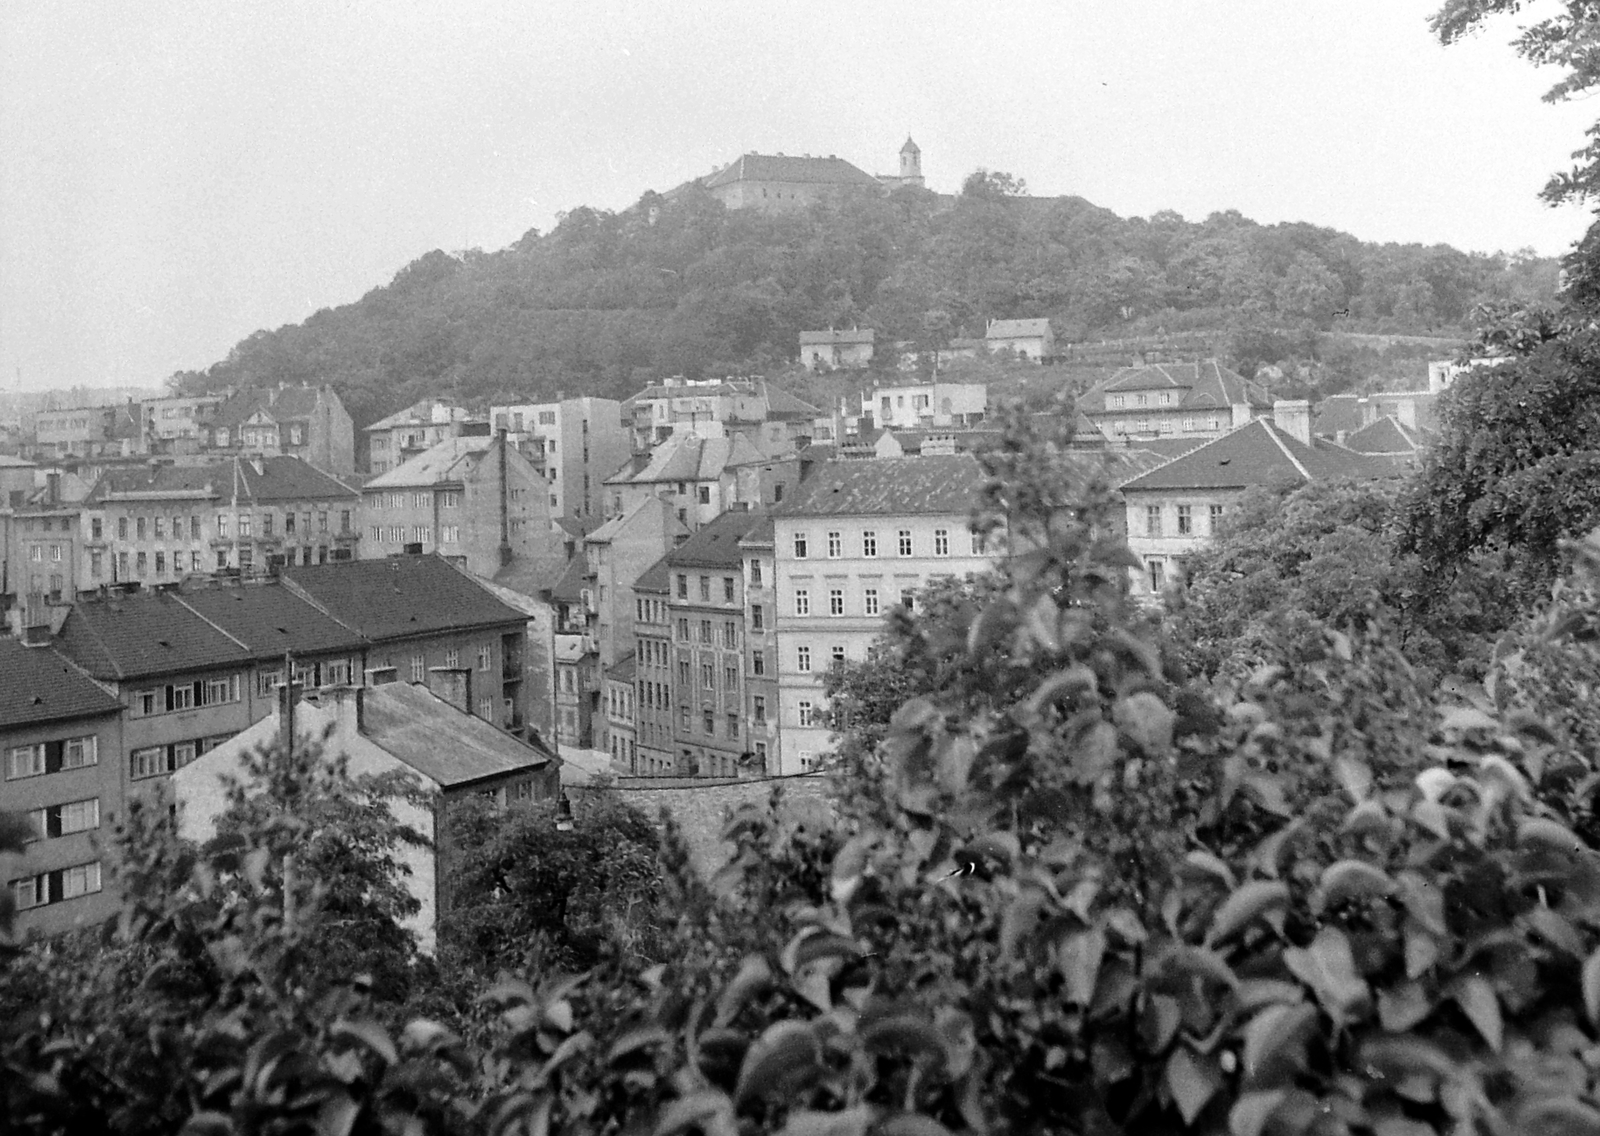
top-left (167, 174), bottom-right (1561, 429)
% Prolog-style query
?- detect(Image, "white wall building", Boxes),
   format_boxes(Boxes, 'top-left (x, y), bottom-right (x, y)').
top-left (770, 456), bottom-right (1002, 773)
top-left (489, 397), bottom-right (630, 521)
top-left (861, 382), bottom-right (986, 430)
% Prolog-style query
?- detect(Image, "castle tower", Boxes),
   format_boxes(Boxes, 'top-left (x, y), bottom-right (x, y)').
top-left (899, 137), bottom-right (923, 185)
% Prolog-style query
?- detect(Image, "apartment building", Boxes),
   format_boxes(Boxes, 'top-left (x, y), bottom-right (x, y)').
top-left (1081, 360), bottom-right (1271, 442)
top-left (0, 638), bottom-right (124, 937)
top-left (81, 456), bottom-right (360, 588)
top-left (630, 558), bottom-right (675, 774)
top-left (601, 654), bottom-right (638, 773)
top-left (739, 518), bottom-right (780, 774)
top-left (862, 382), bottom-right (987, 430)
top-left (604, 432), bottom-right (778, 530)
top-left (771, 456), bottom-right (1002, 773)
top-left (364, 399), bottom-right (473, 474)
top-left (140, 395), bottom-right (224, 451)
top-left (665, 510), bottom-right (768, 778)
top-left (489, 397), bottom-right (631, 521)
top-left (5, 472), bottom-right (87, 609)
top-left (359, 436), bottom-right (564, 579)
top-left (206, 385), bottom-right (355, 475)
top-left (1118, 402), bottom-right (1400, 597)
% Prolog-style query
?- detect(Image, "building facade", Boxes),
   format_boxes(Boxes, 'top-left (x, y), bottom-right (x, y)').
top-left (985, 318), bottom-right (1055, 361)
top-left (799, 329), bottom-right (875, 371)
top-left (739, 518), bottom-right (781, 774)
top-left (630, 559), bottom-right (675, 775)
top-left (862, 382), bottom-right (987, 430)
top-left (207, 385), bottom-right (356, 475)
top-left (771, 457), bottom-right (1002, 773)
top-left (1082, 359), bottom-right (1270, 442)
top-left (364, 400), bottom-right (473, 474)
top-left (489, 398), bottom-right (631, 522)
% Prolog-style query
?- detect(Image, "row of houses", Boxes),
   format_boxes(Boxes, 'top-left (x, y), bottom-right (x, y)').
top-left (799, 318), bottom-right (1057, 371)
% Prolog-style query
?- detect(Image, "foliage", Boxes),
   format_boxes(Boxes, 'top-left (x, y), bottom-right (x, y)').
top-left (444, 789), bottom-right (666, 975)
top-left (1173, 480), bottom-right (1513, 683)
top-left (166, 179), bottom-right (1556, 430)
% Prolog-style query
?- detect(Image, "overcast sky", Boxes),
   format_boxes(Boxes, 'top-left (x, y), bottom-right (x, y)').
top-left (1, 0), bottom-right (1594, 393)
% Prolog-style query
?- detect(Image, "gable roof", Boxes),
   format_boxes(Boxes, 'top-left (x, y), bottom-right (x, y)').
top-left (665, 509), bottom-right (768, 569)
top-left (606, 652), bottom-right (637, 683)
top-left (175, 583), bottom-right (361, 659)
top-left (56, 590), bottom-right (254, 681)
top-left (283, 555), bottom-right (523, 641)
top-left (987, 318), bottom-right (1052, 339)
top-left (0, 639), bottom-right (120, 728)
top-left (1100, 360), bottom-right (1270, 409)
top-left (604, 432), bottom-right (768, 487)
top-left (1344, 415), bottom-right (1425, 455)
top-left (1118, 419), bottom-right (1400, 493)
top-left (364, 399), bottom-right (469, 433)
top-left (633, 556), bottom-right (673, 595)
top-left (364, 437), bottom-right (491, 489)
top-left (775, 455), bottom-right (984, 518)
top-left (799, 329), bottom-right (875, 346)
top-left (760, 382), bottom-right (824, 419)
top-left (212, 386), bottom-right (329, 430)
top-left (703, 153), bottom-right (881, 189)
top-left (87, 456), bottom-right (355, 504)
top-left (359, 682), bottom-right (552, 788)
top-left (235, 456), bottom-right (358, 501)
top-left (546, 554), bottom-right (588, 604)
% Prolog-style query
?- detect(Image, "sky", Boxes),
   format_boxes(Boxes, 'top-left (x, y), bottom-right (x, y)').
top-left (1, 0), bottom-right (1596, 393)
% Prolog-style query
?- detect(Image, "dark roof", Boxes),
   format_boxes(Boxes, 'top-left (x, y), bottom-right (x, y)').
top-left (237, 456), bottom-right (357, 501)
top-left (1118, 420), bottom-right (1400, 493)
top-left (212, 385), bottom-right (329, 430)
top-left (360, 682), bottom-right (551, 788)
top-left (1345, 415), bottom-right (1424, 455)
top-left (605, 652), bottom-right (637, 682)
top-left (283, 555), bottom-right (523, 641)
top-left (0, 639), bottom-right (121, 728)
top-left (1099, 360), bottom-right (1269, 409)
top-left (176, 583), bottom-right (362, 659)
top-left (57, 591), bottom-right (254, 681)
top-left (1115, 436), bottom-right (1215, 460)
top-left (633, 556), bottom-right (672, 595)
top-left (738, 516), bottom-right (776, 546)
top-left (665, 509), bottom-right (768, 569)
top-left (1312, 395), bottom-right (1366, 438)
top-left (547, 554), bottom-right (588, 604)
top-left (760, 382), bottom-right (824, 419)
top-left (703, 153), bottom-right (881, 189)
top-left (775, 456), bottom-right (984, 517)
top-left (88, 462), bottom-right (224, 502)
top-left (491, 556), bottom-right (573, 599)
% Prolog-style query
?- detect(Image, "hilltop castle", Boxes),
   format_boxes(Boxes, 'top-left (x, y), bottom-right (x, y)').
top-left (688, 138), bottom-right (925, 212)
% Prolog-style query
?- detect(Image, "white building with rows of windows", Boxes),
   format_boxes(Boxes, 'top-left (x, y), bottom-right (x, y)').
top-left (769, 456), bottom-right (1002, 773)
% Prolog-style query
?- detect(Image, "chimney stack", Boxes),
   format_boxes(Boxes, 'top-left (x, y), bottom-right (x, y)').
top-left (1272, 399), bottom-right (1313, 447)
top-left (322, 684), bottom-right (365, 737)
top-left (427, 667), bottom-right (473, 715)
top-left (498, 428), bottom-right (513, 568)
top-left (276, 681), bottom-right (303, 754)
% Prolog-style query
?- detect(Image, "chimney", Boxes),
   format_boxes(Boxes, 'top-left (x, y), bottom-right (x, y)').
top-left (427, 666), bottom-right (472, 714)
top-left (498, 428), bottom-right (513, 568)
top-left (276, 682), bottom-right (303, 755)
top-left (322, 684), bottom-right (365, 738)
top-left (1272, 399), bottom-right (1312, 447)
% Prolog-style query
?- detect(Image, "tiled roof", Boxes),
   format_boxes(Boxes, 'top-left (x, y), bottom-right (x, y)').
top-left (604, 433), bottom-right (768, 486)
top-left (633, 556), bottom-right (673, 595)
top-left (0, 639), bottom-right (120, 728)
top-left (87, 456), bottom-right (355, 504)
top-left (987, 318), bottom-right (1052, 338)
top-left (1312, 395), bottom-right (1366, 437)
top-left (1115, 436), bottom-right (1215, 460)
top-left (213, 386), bottom-right (327, 430)
top-left (606, 652), bottom-right (637, 682)
top-left (738, 516), bottom-right (775, 546)
top-left (490, 556), bottom-right (573, 600)
top-left (1345, 415), bottom-right (1424, 454)
top-left (363, 437), bottom-right (490, 489)
top-left (364, 399), bottom-right (469, 432)
top-left (703, 153), bottom-right (880, 189)
top-left (1100, 360), bottom-right (1269, 410)
top-left (760, 382), bottom-right (824, 418)
top-left (1118, 419), bottom-right (1400, 493)
top-left (547, 554), bottom-right (588, 604)
top-left (176, 583), bottom-right (362, 659)
top-left (360, 682), bottom-right (551, 788)
top-left (775, 455), bottom-right (985, 517)
top-left (665, 509), bottom-right (767, 569)
top-left (889, 429), bottom-right (1003, 455)
top-left (799, 329), bottom-right (875, 346)
top-left (283, 554), bottom-right (524, 641)
top-left (56, 590), bottom-right (254, 681)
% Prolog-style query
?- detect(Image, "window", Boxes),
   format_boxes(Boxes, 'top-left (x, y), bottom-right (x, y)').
top-left (1146, 506), bottom-right (1163, 537)
top-left (677, 618), bottom-right (689, 641)
top-left (136, 517), bottom-right (147, 540)
top-left (724, 576), bottom-right (735, 602)
top-left (154, 552), bottom-right (165, 575)
top-left (831, 645), bottom-right (846, 669)
top-left (704, 710), bottom-right (716, 735)
top-left (723, 620), bottom-right (737, 648)
top-left (286, 512), bottom-right (298, 534)
top-left (29, 797), bottom-right (99, 839)
top-left (238, 514), bottom-right (252, 538)
top-left (752, 651), bottom-right (766, 675)
top-left (827, 531), bottom-right (841, 558)
top-left (798, 701), bottom-right (815, 727)
top-left (724, 664), bottom-right (738, 689)
top-left (90, 551), bottom-right (103, 579)
top-left (862, 531), bottom-right (877, 558)
top-left (793, 533), bottom-right (808, 559)
top-left (130, 742), bottom-right (197, 780)
top-left (118, 516), bottom-right (128, 539)
top-left (751, 604), bottom-right (764, 630)
top-left (191, 551), bottom-right (202, 572)
top-left (753, 696), bottom-right (766, 723)
top-left (1147, 559), bottom-right (1166, 593)
top-left (829, 589), bottom-right (844, 616)
top-left (700, 576), bottom-right (711, 602)
top-left (797, 646), bottom-right (812, 673)
top-left (936, 528), bottom-right (954, 556)
top-left (1112, 394), bottom-right (1125, 409)
top-left (262, 513), bottom-right (274, 537)
top-left (153, 517), bottom-right (165, 540)
top-left (216, 513), bottom-right (229, 538)
top-left (445, 648), bottom-right (460, 669)
top-left (13, 861), bottom-right (102, 910)
top-left (727, 711), bottom-right (739, 739)
top-left (897, 530), bottom-right (913, 556)
top-left (1184, 417), bottom-right (1196, 432)
top-left (677, 574), bottom-right (688, 599)
top-left (749, 560), bottom-right (762, 586)
top-left (411, 654), bottom-right (425, 683)
top-left (28, 546), bottom-right (41, 563)
top-left (901, 589), bottom-right (916, 611)
top-left (1209, 504), bottom-right (1225, 532)
top-left (479, 645), bottom-right (492, 671)
top-left (1177, 505), bottom-right (1193, 535)
top-left (794, 589), bottom-right (809, 617)
top-left (700, 620), bottom-right (712, 644)
top-left (697, 485), bottom-right (710, 505)
top-left (678, 660), bottom-right (691, 686)
top-left (863, 588), bottom-right (879, 616)
top-left (136, 551), bottom-right (149, 575)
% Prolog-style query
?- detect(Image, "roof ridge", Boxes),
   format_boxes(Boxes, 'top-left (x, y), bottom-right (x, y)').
top-left (1261, 421), bottom-right (1313, 481)
top-left (172, 591), bottom-right (257, 655)
top-left (72, 605), bottom-right (126, 681)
